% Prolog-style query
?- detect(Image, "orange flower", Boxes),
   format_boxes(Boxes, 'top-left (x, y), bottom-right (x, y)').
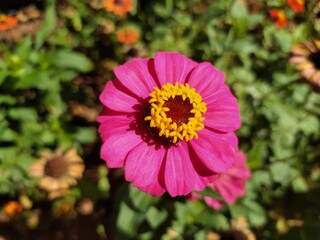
top-left (3, 201), bottom-right (22, 217)
top-left (288, 0), bottom-right (304, 13)
top-left (103, 0), bottom-right (133, 16)
top-left (269, 9), bottom-right (287, 28)
top-left (0, 15), bottom-right (18, 31)
top-left (117, 28), bottom-right (139, 44)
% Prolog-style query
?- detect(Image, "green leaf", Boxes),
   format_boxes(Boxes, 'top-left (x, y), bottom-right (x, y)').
top-left (251, 170), bottom-right (272, 189)
top-left (241, 199), bottom-right (266, 226)
top-left (35, 0), bottom-right (57, 48)
top-left (194, 231), bottom-right (206, 240)
top-left (0, 69), bottom-right (9, 85)
top-left (195, 211), bottom-right (229, 230)
top-left (8, 108), bottom-right (38, 121)
top-left (230, 0), bottom-right (249, 34)
top-left (37, 128), bottom-right (54, 144)
top-left (194, 186), bottom-right (222, 200)
top-left (274, 30), bottom-right (293, 53)
top-left (15, 36), bottom-right (32, 60)
top-left (291, 176), bottom-right (308, 193)
top-left (0, 128), bottom-right (16, 142)
top-left (57, 70), bottom-right (78, 82)
top-left (48, 50), bottom-right (94, 72)
top-left (129, 185), bottom-right (159, 211)
top-left (248, 141), bottom-right (267, 169)
top-left (270, 162), bottom-right (291, 183)
top-left (97, 166), bottom-right (110, 194)
top-left (116, 201), bottom-right (144, 237)
top-left (15, 71), bottom-right (52, 90)
top-left (146, 207), bottom-right (168, 229)
top-left (72, 127), bottom-right (97, 144)
top-left (0, 58), bottom-right (6, 69)
top-left (0, 95), bottom-right (16, 105)
top-left (0, 147), bottom-right (18, 163)
top-left (298, 115), bottom-right (320, 135)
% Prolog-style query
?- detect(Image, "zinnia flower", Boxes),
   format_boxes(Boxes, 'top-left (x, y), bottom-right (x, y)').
top-left (290, 40), bottom-right (320, 86)
top-left (98, 52), bottom-right (241, 197)
top-left (103, 0), bottom-right (132, 16)
top-left (30, 148), bottom-right (85, 199)
top-left (117, 27), bottom-right (140, 44)
top-left (225, 216), bottom-right (256, 240)
top-left (0, 15), bottom-right (18, 31)
top-left (3, 201), bottom-right (22, 218)
top-left (190, 151), bottom-right (251, 209)
top-left (269, 9), bottom-right (287, 28)
top-left (288, 0), bottom-right (304, 13)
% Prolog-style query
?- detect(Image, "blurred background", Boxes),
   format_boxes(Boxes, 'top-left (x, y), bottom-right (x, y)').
top-left (0, 0), bottom-right (320, 239)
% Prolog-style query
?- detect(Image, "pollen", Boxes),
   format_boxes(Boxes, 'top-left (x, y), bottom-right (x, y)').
top-left (144, 82), bottom-right (207, 143)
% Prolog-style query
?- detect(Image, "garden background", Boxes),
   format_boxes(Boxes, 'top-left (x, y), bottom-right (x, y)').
top-left (0, 0), bottom-right (320, 239)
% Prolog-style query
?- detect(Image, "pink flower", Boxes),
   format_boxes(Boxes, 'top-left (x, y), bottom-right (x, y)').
top-left (190, 151), bottom-right (251, 209)
top-left (98, 52), bottom-right (241, 197)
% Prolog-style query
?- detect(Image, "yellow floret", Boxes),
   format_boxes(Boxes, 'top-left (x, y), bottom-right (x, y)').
top-left (144, 82), bottom-right (207, 143)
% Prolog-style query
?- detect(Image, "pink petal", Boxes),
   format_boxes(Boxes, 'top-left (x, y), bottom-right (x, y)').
top-left (193, 175), bottom-right (217, 191)
top-left (190, 128), bottom-right (237, 173)
top-left (97, 107), bottom-right (132, 123)
top-left (124, 141), bottom-right (166, 197)
top-left (204, 85), bottom-right (241, 132)
top-left (214, 176), bottom-right (243, 204)
top-left (187, 62), bottom-right (225, 99)
top-left (204, 196), bottom-right (223, 209)
top-left (99, 80), bottom-right (139, 113)
top-left (187, 143), bottom-right (218, 191)
top-left (164, 142), bottom-right (197, 197)
top-left (154, 52), bottom-right (197, 86)
top-left (99, 116), bottom-right (142, 168)
top-left (98, 115), bottom-right (132, 140)
top-left (289, 56), bottom-right (307, 63)
top-left (114, 58), bottom-right (158, 98)
top-left (228, 152), bottom-right (251, 179)
top-left (188, 192), bottom-right (201, 201)
top-left (97, 107), bottom-right (109, 123)
top-left (302, 68), bottom-right (316, 79)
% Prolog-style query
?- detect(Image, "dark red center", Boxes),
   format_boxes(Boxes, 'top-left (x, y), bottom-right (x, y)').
top-left (44, 157), bottom-right (68, 178)
top-left (163, 96), bottom-right (194, 124)
top-left (309, 51), bottom-right (320, 70)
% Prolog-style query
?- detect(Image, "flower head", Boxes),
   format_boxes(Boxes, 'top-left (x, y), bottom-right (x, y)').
top-left (290, 40), bottom-right (320, 86)
top-left (30, 148), bottom-right (85, 199)
top-left (225, 216), bottom-right (257, 240)
top-left (269, 9), bottom-right (287, 28)
top-left (117, 27), bottom-right (140, 44)
top-left (0, 15), bottom-right (18, 31)
top-left (103, 0), bottom-right (132, 16)
top-left (3, 201), bottom-right (22, 218)
top-left (98, 52), bottom-right (241, 197)
top-left (190, 151), bottom-right (251, 209)
top-left (288, 0), bottom-right (304, 13)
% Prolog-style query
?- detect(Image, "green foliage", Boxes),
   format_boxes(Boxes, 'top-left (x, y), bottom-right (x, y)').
top-left (1, 0), bottom-right (320, 239)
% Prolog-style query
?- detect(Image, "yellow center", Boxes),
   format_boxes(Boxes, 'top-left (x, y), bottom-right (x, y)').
top-left (144, 82), bottom-right (207, 143)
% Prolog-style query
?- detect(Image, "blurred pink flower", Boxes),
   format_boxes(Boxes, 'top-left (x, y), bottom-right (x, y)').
top-left (98, 52), bottom-right (240, 197)
top-left (190, 151), bottom-right (251, 209)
